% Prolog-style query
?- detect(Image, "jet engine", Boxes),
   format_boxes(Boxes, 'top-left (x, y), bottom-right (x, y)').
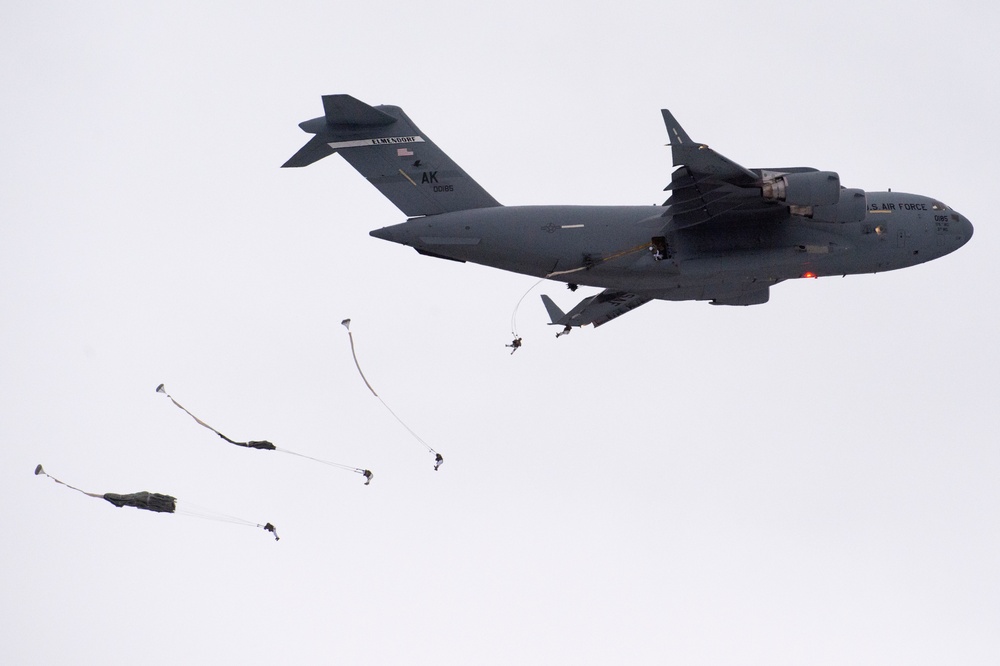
top-left (761, 171), bottom-right (841, 206)
top-left (811, 188), bottom-right (866, 223)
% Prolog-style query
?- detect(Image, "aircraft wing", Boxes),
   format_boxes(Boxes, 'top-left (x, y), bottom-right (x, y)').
top-left (661, 110), bottom-right (787, 231)
top-left (541, 290), bottom-right (650, 329)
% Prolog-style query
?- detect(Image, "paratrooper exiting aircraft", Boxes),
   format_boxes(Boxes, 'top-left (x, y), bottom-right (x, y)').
top-left (284, 95), bottom-right (972, 332)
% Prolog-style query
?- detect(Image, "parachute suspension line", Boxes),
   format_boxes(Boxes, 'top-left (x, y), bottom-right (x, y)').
top-left (545, 241), bottom-right (650, 279)
top-left (174, 502), bottom-right (259, 526)
top-left (156, 384), bottom-right (372, 484)
top-left (375, 397), bottom-right (435, 454)
top-left (275, 448), bottom-right (373, 485)
top-left (510, 278), bottom-right (544, 338)
top-left (174, 501), bottom-right (279, 539)
top-left (274, 448), bottom-right (362, 472)
top-left (341, 319), bottom-right (442, 470)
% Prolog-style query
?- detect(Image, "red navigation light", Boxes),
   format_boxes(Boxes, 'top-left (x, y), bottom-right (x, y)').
top-left (802, 271), bottom-right (817, 279)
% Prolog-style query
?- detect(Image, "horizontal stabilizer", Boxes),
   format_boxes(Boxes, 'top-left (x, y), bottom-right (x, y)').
top-left (540, 295), bottom-right (566, 324)
top-left (282, 134), bottom-right (336, 168)
top-left (322, 94), bottom-right (396, 127)
top-left (541, 290), bottom-right (650, 328)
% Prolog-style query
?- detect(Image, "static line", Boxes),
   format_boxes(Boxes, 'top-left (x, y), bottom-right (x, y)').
top-left (545, 265), bottom-right (588, 278)
top-left (510, 277), bottom-right (545, 337)
top-left (545, 241), bottom-right (649, 279)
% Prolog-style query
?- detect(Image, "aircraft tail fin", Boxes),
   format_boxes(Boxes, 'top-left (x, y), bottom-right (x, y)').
top-left (284, 94), bottom-right (501, 217)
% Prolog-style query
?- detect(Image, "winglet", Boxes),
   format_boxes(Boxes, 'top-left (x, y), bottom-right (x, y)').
top-left (282, 134), bottom-right (336, 168)
top-left (540, 295), bottom-right (567, 325)
top-left (661, 109), bottom-right (692, 146)
top-left (660, 109), bottom-right (758, 184)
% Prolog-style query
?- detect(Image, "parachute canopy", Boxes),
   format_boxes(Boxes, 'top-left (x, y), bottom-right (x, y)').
top-left (103, 491), bottom-right (177, 513)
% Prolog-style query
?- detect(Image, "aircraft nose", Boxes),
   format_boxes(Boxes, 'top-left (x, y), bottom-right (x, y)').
top-left (956, 212), bottom-right (974, 245)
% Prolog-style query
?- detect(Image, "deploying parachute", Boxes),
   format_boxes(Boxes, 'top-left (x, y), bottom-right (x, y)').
top-left (508, 278), bottom-right (544, 352)
top-left (156, 384), bottom-right (373, 485)
top-left (103, 491), bottom-right (177, 512)
top-left (35, 465), bottom-right (279, 540)
top-left (341, 319), bottom-right (443, 471)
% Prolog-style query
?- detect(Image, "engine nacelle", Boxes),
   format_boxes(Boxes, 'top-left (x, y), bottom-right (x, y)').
top-left (811, 188), bottom-right (866, 223)
top-left (762, 170), bottom-right (841, 206)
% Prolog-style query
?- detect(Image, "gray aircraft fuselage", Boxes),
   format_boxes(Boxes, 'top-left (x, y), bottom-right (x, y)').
top-left (371, 193), bottom-right (972, 300)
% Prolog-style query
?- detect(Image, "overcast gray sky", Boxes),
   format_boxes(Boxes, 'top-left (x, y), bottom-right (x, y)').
top-left (2, 1), bottom-right (998, 664)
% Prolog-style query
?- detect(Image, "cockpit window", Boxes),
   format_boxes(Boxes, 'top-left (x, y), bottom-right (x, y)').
top-left (931, 200), bottom-right (950, 211)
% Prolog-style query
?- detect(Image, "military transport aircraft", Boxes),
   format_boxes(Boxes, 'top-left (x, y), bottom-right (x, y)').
top-left (284, 95), bottom-right (973, 333)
